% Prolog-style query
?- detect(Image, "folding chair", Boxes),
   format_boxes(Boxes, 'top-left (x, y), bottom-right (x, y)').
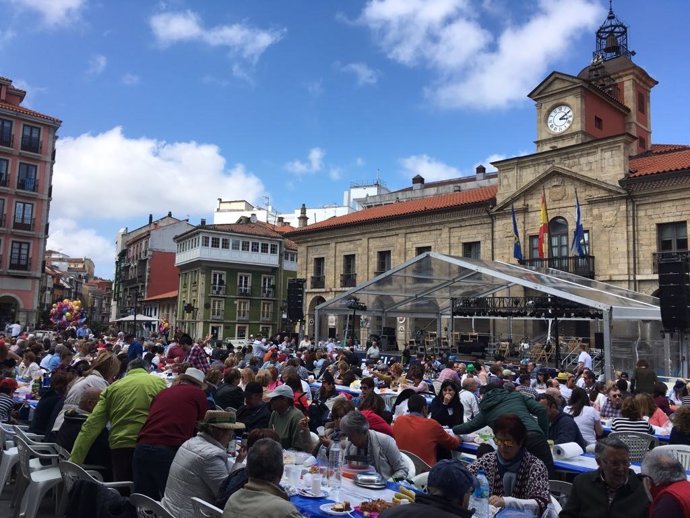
top-left (608, 431), bottom-right (658, 462)
top-left (130, 492), bottom-right (176, 518)
top-left (191, 497), bottom-right (223, 518)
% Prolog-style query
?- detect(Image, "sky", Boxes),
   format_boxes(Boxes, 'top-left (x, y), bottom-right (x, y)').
top-left (1, 0), bottom-right (689, 279)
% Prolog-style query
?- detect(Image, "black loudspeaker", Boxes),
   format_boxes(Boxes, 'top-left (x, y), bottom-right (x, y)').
top-left (658, 258), bottom-right (690, 332)
top-left (287, 278), bottom-right (306, 321)
top-left (594, 332), bottom-right (604, 349)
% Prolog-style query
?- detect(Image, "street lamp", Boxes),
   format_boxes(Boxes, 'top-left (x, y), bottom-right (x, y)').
top-left (129, 290), bottom-right (140, 336)
top-left (345, 297), bottom-right (367, 343)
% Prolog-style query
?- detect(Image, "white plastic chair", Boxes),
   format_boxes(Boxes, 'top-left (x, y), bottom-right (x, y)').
top-left (130, 492), bottom-right (177, 518)
top-left (400, 449), bottom-right (432, 474)
top-left (412, 472), bottom-right (429, 492)
top-left (191, 497), bottom-right (223, 518)
top-left (653, 444), bottom-right (690, 469)
top-left (57, 461), bottom-right (133, 517)
top-left (14, 435), bottom-right (63, 518)
top-left (398, 451), bottom-right (416, 479)
top-left (608, 431), bottom-right (659, 462)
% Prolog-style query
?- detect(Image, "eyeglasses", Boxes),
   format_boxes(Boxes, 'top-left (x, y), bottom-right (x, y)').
top-left (600, 458), bottom-right (630, 468)
top-left (494, 438), bottom-right (517, 448)
top-left (610, 394), bottom-right (622, 399)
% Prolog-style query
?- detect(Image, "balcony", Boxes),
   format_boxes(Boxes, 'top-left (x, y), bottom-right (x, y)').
top-left (9, 257), bottom-right (30, 271)
top-left (211, 285), bottom-right (226, 296)
top-left (237, 313), bottom-right (249, 321)
top-left (210, 314), bottom-right (224, 320)
top-left (521, 255), bottom-right (595, 279)
top-left (261, 288), bottom-right (274, 298)
top-left (653, 251), bottom-right (689, 274)
top-left (0, 175), bottom-right (8, 187)
top-left (340, 273), bottom-right (357, 288)
top-left (0, 133), bottom-right (12, 148)
top-left (13, 218), bottom-right (34, 232)
top-left (260, 314), bottom-right (272, 322)
top-left (237, 286), bottom-right (251, 296)
top-left (20, 137), bottom-right (40, 154)
top-left (17, 178), bottom-right (38, 193)
top-left (311, 275), bottom-right (325, 289)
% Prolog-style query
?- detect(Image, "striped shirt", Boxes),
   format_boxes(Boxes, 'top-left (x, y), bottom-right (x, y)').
top-left (0, 393), bottom-right (15, 423)
top-left (611, 417), bottom-right (654, 435)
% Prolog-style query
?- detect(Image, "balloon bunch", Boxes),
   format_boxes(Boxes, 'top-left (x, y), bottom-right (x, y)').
top-left (49, 298), bottom-right (87, 329)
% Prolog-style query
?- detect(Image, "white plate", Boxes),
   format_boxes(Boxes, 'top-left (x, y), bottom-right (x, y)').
top-left (296, 489), bottom-right (328, 499)
top-left (319, 503), bottom-right (352, 515)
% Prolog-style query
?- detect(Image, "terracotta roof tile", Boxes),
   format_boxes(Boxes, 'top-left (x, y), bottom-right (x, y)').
top-left (144, 290), bottom-right (178, 302)
top-left (287, 185), bottom-right (497, 234)
top-left (0, 100), bottom-right (62, 125)
top-left (629, 144), bottom-right (690, 177)
top-left (177, 221), bottom-right (286, 241)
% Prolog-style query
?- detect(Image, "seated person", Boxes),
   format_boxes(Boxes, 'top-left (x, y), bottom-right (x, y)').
top-left (0, 377), bottom-right (18, 423)
top-left (161, 410), bottom-right (245, 518)
top-left (611, 397), bottom-right (654, 434)
top-left (468, 414), bottom-right (550, 516)
top-left (266, 385), bottom-right (312, 451)
top-left (380, 459), bottom-right (476, 518)
top-left (340, 410), bottom-right (408, 481)
top-left (236, 382), bottom-right (271, 432)
top-left (393, 394), bottom-right (460, 466)
top-left (670, 405), bottom-right (690, 445)
top-left (430, 380), bottom-right (464, 428)
top-left (214, 368), bottom-right (245, 410)
top-left (359, 393), bottom-right (394, 437)
top-left (223, 438), bottom-right (302, 518)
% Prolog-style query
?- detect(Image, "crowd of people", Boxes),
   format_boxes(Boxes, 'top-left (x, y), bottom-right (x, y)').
top-left (1, 329), bottom-right (689, 517)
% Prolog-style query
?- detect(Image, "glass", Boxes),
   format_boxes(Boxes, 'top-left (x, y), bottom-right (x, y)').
top-left (495, 438), bottom-right (516, 448)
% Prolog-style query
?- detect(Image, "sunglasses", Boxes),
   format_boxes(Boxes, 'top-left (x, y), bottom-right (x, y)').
top-left (495, 438), bottom-right (516, 448)
top-left (610, 394), bottom-right (622, 399)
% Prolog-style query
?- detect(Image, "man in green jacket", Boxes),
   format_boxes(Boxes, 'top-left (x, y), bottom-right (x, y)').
top-left (69, 358), bottom-right (166, 481)
top-left (452, 383), bottom-right (554, 476)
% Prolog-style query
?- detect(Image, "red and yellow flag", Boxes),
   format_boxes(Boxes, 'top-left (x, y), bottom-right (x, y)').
top-left (537, 190), bottom-right (549, 258)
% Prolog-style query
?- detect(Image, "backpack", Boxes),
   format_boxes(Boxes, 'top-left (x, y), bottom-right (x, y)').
top-left (215, 466), bottom-right (248, 508)
top-left (307, 400), bottom-right (330, 433)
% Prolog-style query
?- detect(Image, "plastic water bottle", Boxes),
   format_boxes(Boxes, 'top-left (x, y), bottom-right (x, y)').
top-left (328, 440), bottom-right (341, 490)
top-left (317, 446), bottom-right (329, 492)
top-left (470, 469), bottom-right (490, 518)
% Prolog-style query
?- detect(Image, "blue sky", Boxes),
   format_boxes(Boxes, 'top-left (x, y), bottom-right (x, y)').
top-left (1, 0), bottom-right (689, 278)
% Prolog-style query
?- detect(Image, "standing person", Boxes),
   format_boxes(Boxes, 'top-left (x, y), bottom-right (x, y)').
top-left (69, 358), bottom-right (167, 481)
top-left (187, 335), bottom-right (211, 373)
top-left (76, 323), bottom-right (92, 339)
top-left (575, 343), bottom-right (592, 374)
top-left (459, 378), bottom-right (480, 422)
top-left (560, 437), bottom-right (649, 518)
top-left (366, 340), bottom-right (380, 363)
top-left (9, 320), bottom-right (22, 338)
top-left (162, 410), bottom-right (246, 518)
top-left (640, 448), bottom-right (690, 517)
top-left (453, 383), bottom-right (554, 476)
top-left (630, 359), bottom-right (657, 395)
top-left (133, 367), bottom-right (209, 499)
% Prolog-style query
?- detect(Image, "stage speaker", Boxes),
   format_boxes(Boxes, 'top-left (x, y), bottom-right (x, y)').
top-left (594, 332), bottom-right (603, 349)
top-left (287, 278), bottom-right (305, 321)
top-left (658, 258), bottom-right (690, 332)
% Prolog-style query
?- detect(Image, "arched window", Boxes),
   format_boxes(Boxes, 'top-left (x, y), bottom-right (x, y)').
top-left (550, 217), bottom-right (569, 259)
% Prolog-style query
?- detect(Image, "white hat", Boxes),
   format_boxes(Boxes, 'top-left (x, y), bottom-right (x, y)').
top-left (267, 384), bottom-right (294, 399)
top-left (179, 367), bottom-right (205, 387)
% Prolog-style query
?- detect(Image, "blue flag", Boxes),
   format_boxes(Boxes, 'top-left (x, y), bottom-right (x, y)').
top-left (571, 192), bottom-right (586, 257)
top-left (512, 205), bottom-right (523, 261)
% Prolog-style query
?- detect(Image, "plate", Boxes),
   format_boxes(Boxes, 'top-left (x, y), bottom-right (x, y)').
top-left (354, 481), bottom-right (387, 490)
top-left (353, 505), bottom-right (380, 517)
top-left (296, 489), bottom-right (328, 499)
top-left (320, 503), bottom-right (352, 516)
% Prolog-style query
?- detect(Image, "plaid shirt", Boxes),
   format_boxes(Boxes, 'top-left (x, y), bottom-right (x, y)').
top-left (186, 343), bottom-right (210, 372)
top-left (599, 399), bottom-right (622, 418)
top-left (516, 385), bottom-right (539, 399)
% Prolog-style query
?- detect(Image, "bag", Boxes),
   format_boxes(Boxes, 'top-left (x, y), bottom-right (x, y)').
top-left (215, 467), bottom-right (248, 508)
top-left (307, 400), bottom-right (330, 433)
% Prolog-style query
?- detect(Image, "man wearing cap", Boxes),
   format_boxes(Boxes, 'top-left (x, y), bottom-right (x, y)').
top-left (267, 384), bottom-right (312, 451)
top-left (162, 409), bottom-right (245, 518)
top-left (69, 358), bottom-right (167, 481)
top-left (379, 459), bottom-right (476, 518)
top-left (236, 381), bottom-right (271, 432)
top-left (133, 367), bottom-right (209, 499)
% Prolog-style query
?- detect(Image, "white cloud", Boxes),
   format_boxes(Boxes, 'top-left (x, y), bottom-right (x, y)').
top-left (337, 62), bottom-right (380, 86)
top-left (354, 157), bottom-right (365, 167)
top-left (359, 0), bottom-right (602, 109)
top-left (86, 54), bottom-right (107, 75)
top-left (121, 73), bottom-right (140, 86)
top-left (52, 127), bottom-right (266, 220)
top-left (7, 0), bottom-right (85, 26)
top-left (0, 29), bottom-right (15, 46)
top-left (285, 147), bottom-right (325, 175)
top-left (329, 167), bottom-right (342, 181)
top-left (149, 10), bottom-right (285, 65)
top-left (399, 154), bottom-right (462, 182)
top-left (47, 218), bottom-right (115, 274)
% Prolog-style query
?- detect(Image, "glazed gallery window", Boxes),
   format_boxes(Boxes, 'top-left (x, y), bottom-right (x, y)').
top-left (10, 241), bottom-right (30, 270)
top-left (0, 119), bottom-right (12, 147)
top-left (21, 124), bottom-right (40, 153)
top-left (236, 300), bottom-right (249, 320)
top-left (658, 222), bottom-right (688, 252)
top-left (17, 163), bottom-right (37, 192)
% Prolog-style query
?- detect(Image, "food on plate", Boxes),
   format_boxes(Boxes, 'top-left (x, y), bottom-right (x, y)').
top-left (393, 487), bottom-right (415, 503)
top-left (308, 464), bottom-right (320, 474)
top-left (331, 501), bottom-right (351, 512)
top-left (360, 499), bottom-right (395, 513)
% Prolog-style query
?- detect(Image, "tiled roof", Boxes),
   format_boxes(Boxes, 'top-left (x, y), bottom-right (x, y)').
top-left (288, 185), bottom-right (497, 234)
top-left (0, 100), bottom-right (61, 125)
top-left (178, 221), bottom-right (286, 241)
top-left (629, 144), bottom-right (690, 177)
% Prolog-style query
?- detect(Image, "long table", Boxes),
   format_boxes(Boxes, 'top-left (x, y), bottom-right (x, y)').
top-left (309, 382), bottom-right (434, 408)
top-left (601, 423), bottom-right (670, 442)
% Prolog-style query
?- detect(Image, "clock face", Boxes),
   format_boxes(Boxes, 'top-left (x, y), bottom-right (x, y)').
top-left (547, 105), bottom-right (574, 134)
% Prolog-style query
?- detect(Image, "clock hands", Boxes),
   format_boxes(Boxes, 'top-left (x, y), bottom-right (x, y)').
top-left (558, 113), bottom-right (571, 122)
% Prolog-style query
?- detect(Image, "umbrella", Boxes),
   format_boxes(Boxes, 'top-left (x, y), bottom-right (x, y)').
top-left (114, 314), bottom-right (159, 322)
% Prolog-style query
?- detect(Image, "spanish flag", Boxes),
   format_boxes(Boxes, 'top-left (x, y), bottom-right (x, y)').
top-left (537, 189), bottom-right (549, 258)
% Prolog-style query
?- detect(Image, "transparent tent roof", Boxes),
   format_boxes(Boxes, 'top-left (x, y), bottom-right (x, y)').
top-left (316, 252), bottom-right (660, 322)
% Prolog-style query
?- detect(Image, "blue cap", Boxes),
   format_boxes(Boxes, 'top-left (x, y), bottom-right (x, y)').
top-left (427, 459), bottom-right (478, 497)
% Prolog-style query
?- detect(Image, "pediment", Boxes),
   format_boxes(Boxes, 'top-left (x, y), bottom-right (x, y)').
top-left (528, 71), bottom-right (585, 101)
top-left (493, 166), bottom-right (627, 213)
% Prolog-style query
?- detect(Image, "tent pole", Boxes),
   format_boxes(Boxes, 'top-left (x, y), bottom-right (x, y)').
top-left (603, 309), bottom-right (613, 381)
top-left (314, 307), bottom-right (320, 346)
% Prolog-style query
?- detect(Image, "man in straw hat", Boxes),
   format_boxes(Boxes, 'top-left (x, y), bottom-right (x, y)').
top-left (162, 409), bottom-right (245, 518)
top-left (133, 367), bottom-right (209, 499)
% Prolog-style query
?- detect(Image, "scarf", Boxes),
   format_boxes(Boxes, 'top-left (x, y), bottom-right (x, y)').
top-left (496, 448), bottom-right (525, 497)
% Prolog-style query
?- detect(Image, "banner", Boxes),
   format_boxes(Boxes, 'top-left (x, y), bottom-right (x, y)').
top-left (511, 205), bottom-right (523, 261)
top-left (537, 189), bottom-right (549, 259)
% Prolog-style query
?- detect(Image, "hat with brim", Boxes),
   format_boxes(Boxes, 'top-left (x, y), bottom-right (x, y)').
top-left (178, 367), bottom-right (206, 388)
top-left (556, 372), bottom-right (571, 382)
top-left (204, 409), bottom-right (245, 430)
top-left (267, 384), bottom-right (294, 399)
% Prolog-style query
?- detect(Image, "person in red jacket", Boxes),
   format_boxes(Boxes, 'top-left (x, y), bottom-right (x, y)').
top-left (359, 392), bottom-right (394, 437)
top-left (393, 394), bottom-right (460, 466)
top-left (641, 448), bottom-right (690, 518)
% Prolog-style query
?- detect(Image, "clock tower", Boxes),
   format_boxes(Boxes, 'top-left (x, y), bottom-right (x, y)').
top-left (529, 2), bottom-right (657, 154)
